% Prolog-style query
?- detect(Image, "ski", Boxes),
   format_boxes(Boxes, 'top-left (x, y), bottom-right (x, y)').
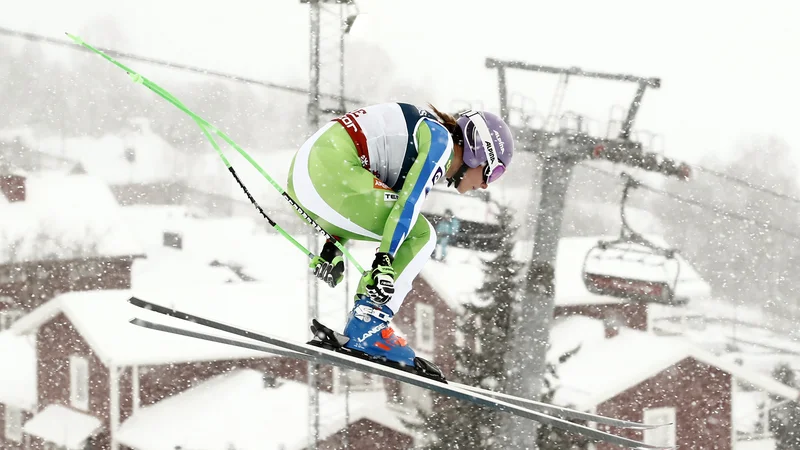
top-left (131, 316), bottom-right (661, 431)
top-left (128, 297), bottom-right (671, 449)
top-left (307, 318), bottom-right (664, 431)
top-left (449, 382), bottom-right (665, 430)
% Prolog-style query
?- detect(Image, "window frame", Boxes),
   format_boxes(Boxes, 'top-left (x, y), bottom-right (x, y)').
top-left (643, 406), bottom-right (677, 447)
top-left (4, 406), bottom-right (23, 443)
top-left (69, 355), bottom-right (91, 411)
top-left (415, 303), bottom-right (435, 353)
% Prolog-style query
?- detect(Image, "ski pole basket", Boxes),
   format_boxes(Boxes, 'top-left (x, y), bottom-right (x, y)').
top-left (581, 173), bottom-right (683, 305)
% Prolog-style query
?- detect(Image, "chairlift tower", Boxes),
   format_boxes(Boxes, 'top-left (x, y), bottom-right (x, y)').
top-left (484, 58), bottom-right (691, 448)
top-left (301, 0), bottom-right (359, 131)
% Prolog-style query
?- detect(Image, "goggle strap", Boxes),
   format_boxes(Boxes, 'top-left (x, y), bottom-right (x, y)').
top-left (462, 110), bottom-right (501, 176)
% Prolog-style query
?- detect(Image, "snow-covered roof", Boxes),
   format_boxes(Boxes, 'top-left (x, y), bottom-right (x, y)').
top-left (423, 235), bottom-right (712, 313)
top-left (23, 404), bottom-right (102, 450)
top-left (131, 248), bottom-right (243, 288)
top-left (9, 276), bottom-right (347, 367)
top-left (0, 332), bottom-right (37, 410)
top-left (546, 315), bottom-right (606, 363)
top-left (117, 369), bottom-right (407, 450)
top-left (549, 319), bottom-right (800, 410)
top-left (34, 124), bottom-right (182, 185)
top-left (0, 172), bottom-right (143, 264)
top-left (119, 205), bottom-right (261, 258)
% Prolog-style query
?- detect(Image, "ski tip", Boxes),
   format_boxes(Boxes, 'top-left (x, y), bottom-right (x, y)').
top-left (128, 297), bottom-right (161, 313)
top-left (128, 296), bottom-right (150, 309)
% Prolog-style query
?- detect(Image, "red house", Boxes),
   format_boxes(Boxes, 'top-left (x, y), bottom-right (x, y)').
top-left (548, 316), bottom-right (800, 450)
top-left (0, 172), bottom-right (144, 329)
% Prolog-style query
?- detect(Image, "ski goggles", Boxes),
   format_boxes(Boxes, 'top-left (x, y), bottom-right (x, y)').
top-left (483, 161), bottom-right (506, 184)
top-left (463, 110), bottom-right (506, 184)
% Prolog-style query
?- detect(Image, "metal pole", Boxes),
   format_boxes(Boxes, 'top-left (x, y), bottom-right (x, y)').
top-left (344, 258), bottom-right (351, 449)
top-left (339, 3), bottom-right (347, 114)
top-left (307, 2), bottom-right (321, 443)
top-left (307, 233), bottom-right (320, 450)
top-left (485, 58), bottom-right (660, 87)
top-left (308, 0), bottom-right (321, 130)
top-left (619, 82), bottom-right (648, 140)
top-left (505, 156), bottom-right (576, 448)
top-left (497, 66), bottom-right (509, 123)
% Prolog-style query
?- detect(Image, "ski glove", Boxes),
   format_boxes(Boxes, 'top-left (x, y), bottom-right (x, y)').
top-left (309, 240), bottom-right (345, 288)
top-left (365, 252), bottom-right (396, 305)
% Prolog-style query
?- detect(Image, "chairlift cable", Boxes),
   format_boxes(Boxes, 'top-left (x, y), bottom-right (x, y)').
top-left (690, 163), bottom-right (800, 207)
top-left (581, 163), bottom-right (800, 242)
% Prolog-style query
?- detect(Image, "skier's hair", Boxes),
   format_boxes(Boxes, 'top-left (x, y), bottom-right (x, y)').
top-left (427, 103), bottom-right (459, 134)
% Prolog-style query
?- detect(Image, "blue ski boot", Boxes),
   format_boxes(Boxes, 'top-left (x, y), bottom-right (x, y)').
top-left (308, 295), bottom-right (446, 382)
top-left (342, 295), bottom-right (416, 367)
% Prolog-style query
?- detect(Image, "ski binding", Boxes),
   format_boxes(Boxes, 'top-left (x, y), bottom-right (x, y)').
top-left (308, 318), bottom-right (447, 383)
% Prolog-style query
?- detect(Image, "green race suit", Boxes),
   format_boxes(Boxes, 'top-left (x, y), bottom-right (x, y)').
top-left (287, 103), bottom-right (453, 312)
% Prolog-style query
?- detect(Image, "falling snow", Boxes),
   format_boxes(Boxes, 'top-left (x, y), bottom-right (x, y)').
top-left (1, 2), bottom-right (799, 449)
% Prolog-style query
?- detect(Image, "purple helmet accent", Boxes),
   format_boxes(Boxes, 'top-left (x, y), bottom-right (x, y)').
top-left (456, 110), bottom-right (514, 183)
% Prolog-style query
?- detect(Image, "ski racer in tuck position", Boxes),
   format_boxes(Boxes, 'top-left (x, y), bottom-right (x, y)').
top-left (287, 102), bottom-right (514, 379)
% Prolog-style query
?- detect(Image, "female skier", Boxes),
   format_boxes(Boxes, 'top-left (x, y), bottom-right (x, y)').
top-left (287, 102), bottom-right (514, 371)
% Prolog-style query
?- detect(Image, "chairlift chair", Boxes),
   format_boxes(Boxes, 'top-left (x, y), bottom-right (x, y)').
top-left (581, 173), bottom-right (682, 305)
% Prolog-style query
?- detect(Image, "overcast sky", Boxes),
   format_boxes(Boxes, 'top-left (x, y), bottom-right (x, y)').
top-left (3, 0), bottom-right (799, 166)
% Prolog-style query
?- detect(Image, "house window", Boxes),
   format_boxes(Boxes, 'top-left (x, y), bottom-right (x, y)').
top-left (70, 355), bottom-right (90, 411)
top-left (400, 383), bottom-right (433, 413)
top-left (643, 407), bottom-right (676, 447)
top-left (415, 303), bottom-right (435, 353)
top-left (163, 231), bottom-right (183, 250)
top-left (4, 406), bottom-right (23, 442)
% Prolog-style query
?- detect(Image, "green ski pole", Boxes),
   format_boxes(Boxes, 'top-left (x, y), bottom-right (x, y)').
top-left (64, 32), bottom-right (365, 275)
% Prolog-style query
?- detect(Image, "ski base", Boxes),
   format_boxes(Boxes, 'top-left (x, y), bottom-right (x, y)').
top-left (307, 318), bottom-right (447, 383)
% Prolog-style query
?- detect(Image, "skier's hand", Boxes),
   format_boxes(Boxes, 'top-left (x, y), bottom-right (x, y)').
top-left (365, 252), bottom-right (395, 305)
top-left (309, 241), bottom-right (345, 288)
top-left (310, 255), bottom-right (345, 288)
